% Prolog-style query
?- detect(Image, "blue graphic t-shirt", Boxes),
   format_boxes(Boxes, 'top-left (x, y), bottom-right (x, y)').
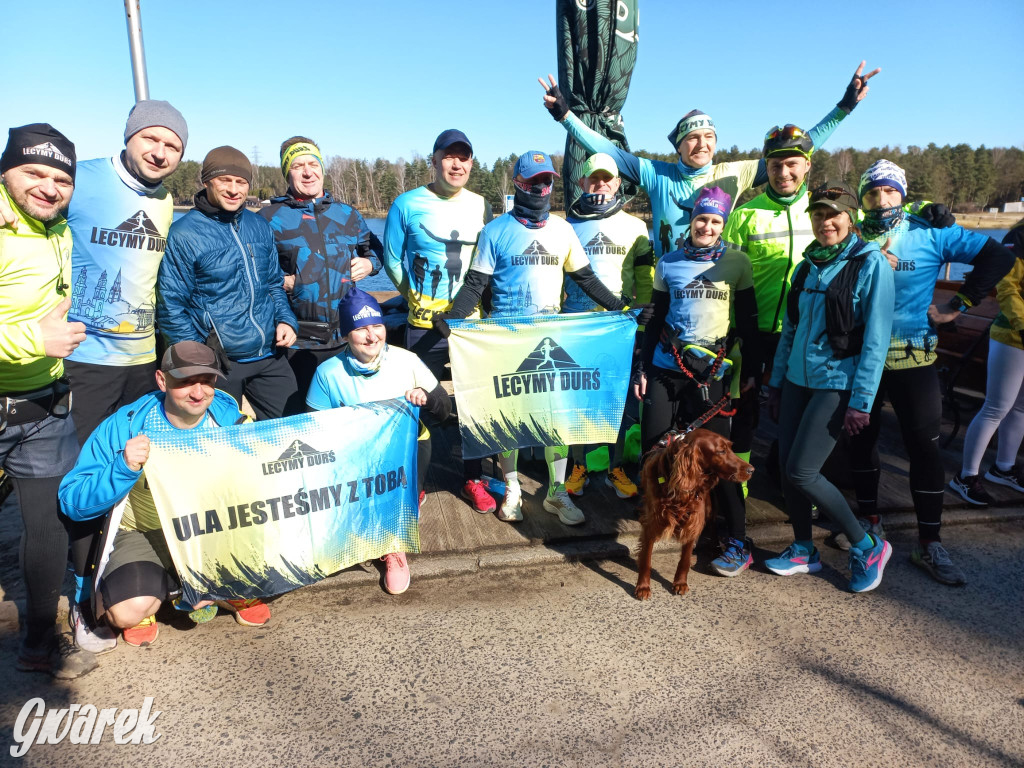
top-left (652, 248), bottom-right (753, 371)
top-left (470, 213), bottom-right (590, 318)
top-left (383, 186), bottom-right (489, 328)
top-left (862, 218), bottom-right (986, 369)
top-left (67, 156), bottom-right (173, 366)
top-left (306, 345), bottom-right (438, 411)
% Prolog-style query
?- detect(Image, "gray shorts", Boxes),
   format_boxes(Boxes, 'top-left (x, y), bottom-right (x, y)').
top-left (0, 413), bottom-right (79, 478)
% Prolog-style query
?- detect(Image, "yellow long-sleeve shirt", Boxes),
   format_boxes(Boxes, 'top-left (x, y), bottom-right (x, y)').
top-left (0, 184), bottom-right (73, 393)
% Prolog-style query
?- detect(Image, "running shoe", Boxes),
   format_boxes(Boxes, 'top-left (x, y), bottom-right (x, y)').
top-left (17, 634), bottom-right (97, 679)
top-left (985, 465), bottom-right (1024, 494)
top-left (911, 541), bottom-right (967, 586)
top-left (765, 543), bottom-right (822, 576)
top-left (565, 465), bottom-right (589, 497)
top-left (381, 552), bottom-right (411, 595)
top-left (461, 479), bottom-right (496, 513)
top-left (848, 534), bottom-right (892, 593)
top-left (122, 615), bottom-right (159, 647)
top-left (948, 473), bottom-right (994, 506)
top-left (216, 598), bottom-right (271, 627)
top-left (605, 466), bottom-right (638, 498)
top-left (543, 488), bottom-right (585, 526)
top-left (69, 602), bottom-right (117, 654)
top-left (172, 597), bottom-right (218, 624)
top-left (498, 484), bottom-right (523, 522)
top-left (710, 537), bottom-right (753, 577)
top-left (827, 516), bottom-right (886, 551)
top-left (419, 490), bottom-right (426, 510)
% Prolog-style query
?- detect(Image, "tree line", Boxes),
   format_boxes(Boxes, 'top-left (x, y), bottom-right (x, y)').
top-left (163, 143), bottom-right (1024, 219)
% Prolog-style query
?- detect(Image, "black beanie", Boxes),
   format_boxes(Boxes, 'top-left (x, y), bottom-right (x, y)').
top-left (0, 123), bottom-right (77, 180)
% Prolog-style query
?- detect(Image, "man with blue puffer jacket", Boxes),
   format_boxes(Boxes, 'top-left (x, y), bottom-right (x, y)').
top-left (157, 146), bottom-right (299, 419)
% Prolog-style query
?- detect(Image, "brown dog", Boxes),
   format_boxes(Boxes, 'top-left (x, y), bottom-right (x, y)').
top-left (634, 429), bottom-right (754, 600)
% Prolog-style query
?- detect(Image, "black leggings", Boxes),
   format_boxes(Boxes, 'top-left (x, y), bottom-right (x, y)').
top-left (12, 476), bottom-right (69, 647)
top-left (729, 331), bottom-right (780, 455)
top-left (641, 368), bottom-right (746, 541)
top-left (847, 365), bottom-right (945, 540)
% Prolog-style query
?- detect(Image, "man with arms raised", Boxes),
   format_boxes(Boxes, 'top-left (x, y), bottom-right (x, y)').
top-left (383, 129), bottom-right (496, 513)
top-left (0, 123), bottom-right (95, 677)
top-left (157, 146), bottom-right (299, 418)
top-left (259, 136), bottom-right (382, 408)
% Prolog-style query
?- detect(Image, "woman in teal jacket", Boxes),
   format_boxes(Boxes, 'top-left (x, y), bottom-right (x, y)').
top-left (763, 181), bottom-right (895, 593)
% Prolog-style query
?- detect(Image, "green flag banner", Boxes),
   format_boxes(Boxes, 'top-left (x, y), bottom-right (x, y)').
top-left (447, 311), bottom-right (638, 459)
top-left (557, 0), bottom-right (639, 207)
top-left (144, 401), bottom-right (420, 604)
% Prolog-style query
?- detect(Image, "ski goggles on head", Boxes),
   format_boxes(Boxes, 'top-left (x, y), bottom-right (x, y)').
top-left (764, 124), bottom-right (806, 142)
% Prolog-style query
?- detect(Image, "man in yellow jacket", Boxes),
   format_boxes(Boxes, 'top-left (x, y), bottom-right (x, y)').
top-left (0, 123), bottom-right (96, 678)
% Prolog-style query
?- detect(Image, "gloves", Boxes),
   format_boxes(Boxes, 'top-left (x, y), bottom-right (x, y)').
top-left (544, 84), bottom-right (569, 122)
top-left (631, 303), bottom-right (655, 326)
top-left (917, 202), bottom-right (956, 229)
top-left (431, 313), bottom-right (452, 339)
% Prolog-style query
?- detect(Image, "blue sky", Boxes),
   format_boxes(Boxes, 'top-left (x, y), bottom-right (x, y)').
top-left (4, 1), bottom-right (1022, 167)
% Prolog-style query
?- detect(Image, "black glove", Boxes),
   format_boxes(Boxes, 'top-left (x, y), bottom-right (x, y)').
top-left (917, 202), bottom-right (956, 229)
top-left (630, 361), bottom-right (645, 387)
top-left (837, 70), bottom-right (865, 112)
top-left (544, 84), bottom-right (569, 122)
top-left (632, 303), bottom-right (654, 326)
top-left (431, 313), bottom-right (451, 339)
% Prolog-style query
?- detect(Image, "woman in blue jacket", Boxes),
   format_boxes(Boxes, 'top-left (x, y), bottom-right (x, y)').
top-left (764, 181), bottom-right (895, 593)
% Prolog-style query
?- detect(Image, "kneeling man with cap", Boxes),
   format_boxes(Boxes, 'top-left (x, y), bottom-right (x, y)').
top-left (59, 341), bottom-right (273, 649)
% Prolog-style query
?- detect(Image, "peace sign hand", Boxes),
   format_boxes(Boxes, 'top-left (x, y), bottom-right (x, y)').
top-left (837, 60), bottom-right (881, 112)
top-left (537, 73), bottom-right (569, 122)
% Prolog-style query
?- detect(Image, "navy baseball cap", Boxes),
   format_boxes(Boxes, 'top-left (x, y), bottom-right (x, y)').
top-left (514, 151), bottom-right (559, 179)
top-left (432, 129), bottom-right (473, 155)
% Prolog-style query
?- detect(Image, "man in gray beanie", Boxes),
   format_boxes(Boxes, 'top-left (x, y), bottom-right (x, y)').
top-left (2, 99), bottom-right (190, 655)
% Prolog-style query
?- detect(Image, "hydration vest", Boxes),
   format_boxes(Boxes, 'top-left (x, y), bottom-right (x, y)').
top-left (786, 240), bottom-right (870, 360)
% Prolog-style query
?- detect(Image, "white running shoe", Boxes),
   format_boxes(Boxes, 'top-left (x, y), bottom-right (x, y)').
top-left (498, 484), bottom-right (523, 522)
top-left (543, 488), bottom-right (585, 526)
top-left (69, 603), bottom-right (117, 654)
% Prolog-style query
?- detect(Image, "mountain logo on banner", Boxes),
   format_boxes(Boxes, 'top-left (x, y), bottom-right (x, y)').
top-left (262, 439), bottom-right (337, 475)
top-left (493, 337), bottom-right (599, 400)
top-left (89, 210), bottom-right (167, 253)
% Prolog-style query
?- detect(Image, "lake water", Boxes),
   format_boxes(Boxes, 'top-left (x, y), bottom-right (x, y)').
top-left (172, 210), bottom-right (1008, 290)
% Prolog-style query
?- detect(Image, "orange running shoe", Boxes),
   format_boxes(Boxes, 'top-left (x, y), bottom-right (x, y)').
top-left (216, 598), bottom-right (271, 626)
top-left (122, 615), bottom-right (159, 647)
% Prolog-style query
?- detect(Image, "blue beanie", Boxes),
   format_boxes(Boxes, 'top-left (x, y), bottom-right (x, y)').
top-left (859, 159), bottom-right (907, 202)
top-left (338, 287), bottom-right (384, 336)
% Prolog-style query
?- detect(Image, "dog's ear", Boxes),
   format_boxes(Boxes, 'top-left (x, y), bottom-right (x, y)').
top-left (667, 437), bottom-right (703, 497)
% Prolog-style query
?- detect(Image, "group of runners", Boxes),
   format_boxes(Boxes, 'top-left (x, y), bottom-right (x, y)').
top-left (2, 59), bottom-right (1022, 680)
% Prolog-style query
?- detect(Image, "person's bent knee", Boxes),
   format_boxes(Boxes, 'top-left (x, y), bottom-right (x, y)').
top-left (106, 595), bottom-right (162, 629)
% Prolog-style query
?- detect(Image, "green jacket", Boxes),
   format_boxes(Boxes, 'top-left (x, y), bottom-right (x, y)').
top-left (0, 185), bottom-right (73, 392)
top-left (723, 191), bottom-right (813, 334)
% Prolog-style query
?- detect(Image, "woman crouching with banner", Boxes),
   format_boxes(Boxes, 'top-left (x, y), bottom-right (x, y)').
top-left (306, 288), bottom-right (451, 595)
top-left (763, 181), bottom-right (895, 593)
top-left (633, 187), bottom-right (760, 576)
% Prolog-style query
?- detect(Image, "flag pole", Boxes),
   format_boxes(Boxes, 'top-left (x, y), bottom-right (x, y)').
top-left (124, 0), bottom-right (150, 102)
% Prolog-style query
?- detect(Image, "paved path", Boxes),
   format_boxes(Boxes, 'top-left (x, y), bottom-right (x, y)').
top-left (1, 521), bottom-right (1021, 767)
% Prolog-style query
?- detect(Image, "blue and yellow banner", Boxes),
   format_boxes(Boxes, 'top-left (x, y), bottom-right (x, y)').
top-left (447, 311), bottom-right (638, 459)
top-left (144, 400), bottom-right (420, 604)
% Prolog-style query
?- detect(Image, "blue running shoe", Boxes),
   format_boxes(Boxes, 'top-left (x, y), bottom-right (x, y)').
top-left (848, 533), bottom-right (892, 593)
top-left (765, 542), bottom-right (822, 576)
top-left (710, 538), bottom-right (753, 577)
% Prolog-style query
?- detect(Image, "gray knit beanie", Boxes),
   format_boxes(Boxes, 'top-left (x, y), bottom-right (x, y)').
top-left (123, 99), bottom-right (188, 149)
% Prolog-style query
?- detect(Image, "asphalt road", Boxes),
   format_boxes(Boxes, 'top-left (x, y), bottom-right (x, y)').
top-left (1, 521), bottom-right (1022, 768)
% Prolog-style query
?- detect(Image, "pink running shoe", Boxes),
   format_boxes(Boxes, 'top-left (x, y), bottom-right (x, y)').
top-left (461, 479), bottom-right (497, 513)
top-left (382, 552), bottom-right (410, 595)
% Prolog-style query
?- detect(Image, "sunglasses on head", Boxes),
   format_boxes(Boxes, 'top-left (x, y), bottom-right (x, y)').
top-left (764, 124), bottom-right (806, 142)
top-left (815, 187), bottom-right (851, 201)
